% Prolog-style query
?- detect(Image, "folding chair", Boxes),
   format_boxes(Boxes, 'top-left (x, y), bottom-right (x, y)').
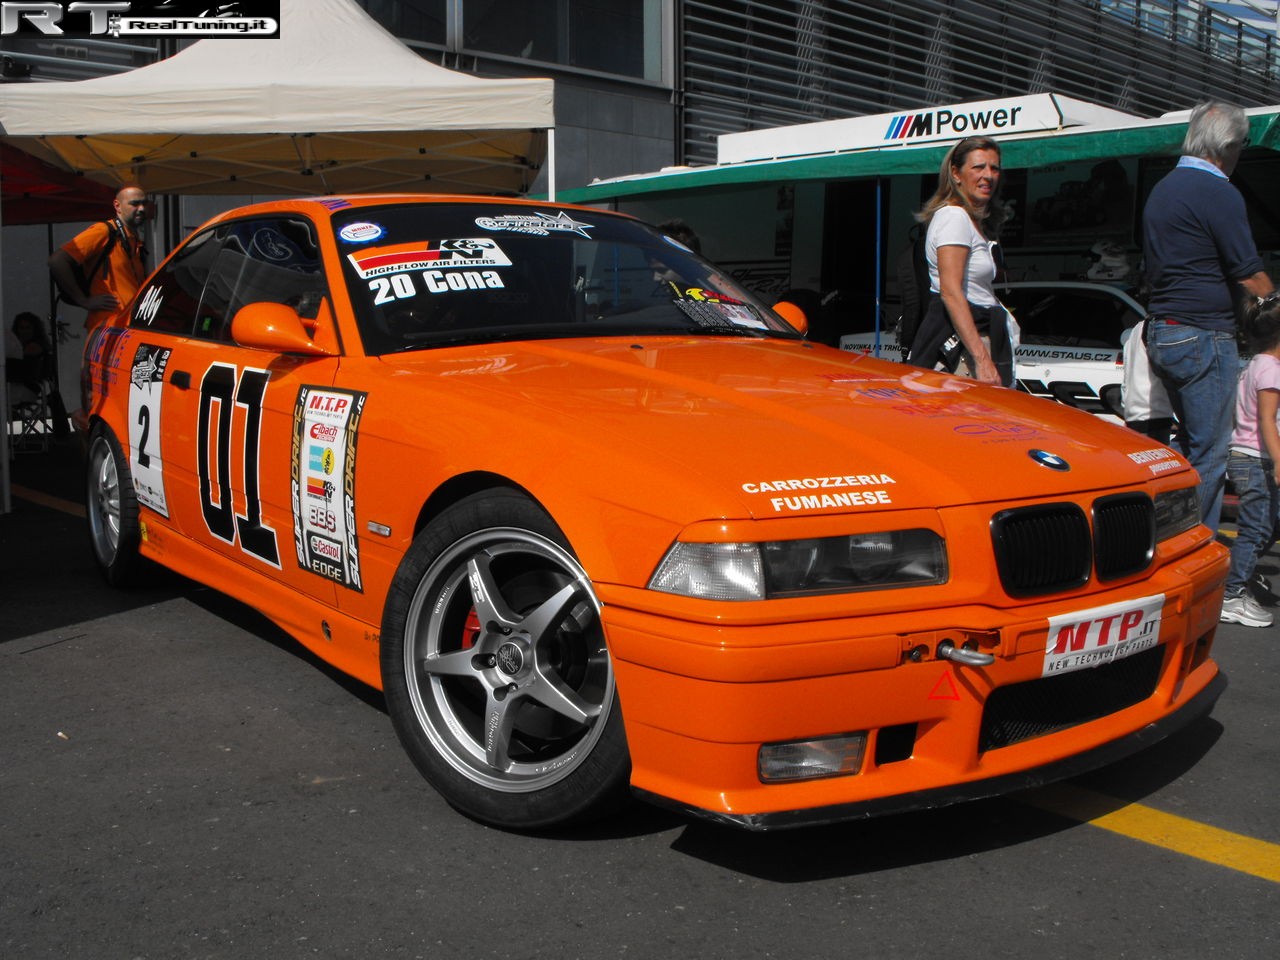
top-left (7, 377), bottom-right (52, 454)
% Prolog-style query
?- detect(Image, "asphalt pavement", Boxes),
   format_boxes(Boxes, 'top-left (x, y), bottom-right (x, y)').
top-left (2, 438), bottom-right (1277, 960)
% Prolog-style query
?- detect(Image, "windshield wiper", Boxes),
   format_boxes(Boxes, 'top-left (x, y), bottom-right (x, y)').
top-left (642, 324), bottom-right (778, 339)
top-left (387, 330), bottom-right (517, 352)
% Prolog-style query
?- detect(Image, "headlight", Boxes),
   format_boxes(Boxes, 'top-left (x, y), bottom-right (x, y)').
top-left (649, 529), bottom-right (947, 600)
top-left (1154, 486), bottom-right (1199, 541)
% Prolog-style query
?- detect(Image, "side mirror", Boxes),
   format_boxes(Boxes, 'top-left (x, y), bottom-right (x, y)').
top-left (773, 300), bottom-right (809, 337)
top-left (231, 301), bottom-right (336, 356)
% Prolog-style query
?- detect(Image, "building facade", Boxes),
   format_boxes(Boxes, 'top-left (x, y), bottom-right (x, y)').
top-left (351, 0), bottom-right (1280, 189)
top-left (4, 2), bottom-right (1280, 191)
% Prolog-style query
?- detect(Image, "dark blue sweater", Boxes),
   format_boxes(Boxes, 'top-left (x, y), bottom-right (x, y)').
top-left (1142, 165), bottom-right (1263, 331)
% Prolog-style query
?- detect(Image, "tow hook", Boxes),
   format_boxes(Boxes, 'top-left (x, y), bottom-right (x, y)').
top-left (936, 639), bottom-right (995, 667)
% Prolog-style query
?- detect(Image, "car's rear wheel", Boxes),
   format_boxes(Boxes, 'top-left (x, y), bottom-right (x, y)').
top-left (381, 490), bottom-right (629, 829)
top-left (86, 424), bottom-right (142, 586)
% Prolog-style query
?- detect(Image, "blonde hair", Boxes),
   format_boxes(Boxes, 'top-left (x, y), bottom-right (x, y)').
top-left (917, 136), bottom-right (1006, 237)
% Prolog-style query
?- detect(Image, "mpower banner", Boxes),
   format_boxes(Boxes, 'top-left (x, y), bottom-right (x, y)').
top-left (717, 94), bottom-right (1138, 165)
top-left (2, 2), bottom-right (281, 38)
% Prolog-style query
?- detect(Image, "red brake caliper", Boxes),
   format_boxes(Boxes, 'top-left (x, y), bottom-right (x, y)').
top-left (461, 608), bottom-right (482, 649)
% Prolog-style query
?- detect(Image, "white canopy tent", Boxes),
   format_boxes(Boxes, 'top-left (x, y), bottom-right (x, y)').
top-left (0, 0), bottom-right (556, 197)
top-left (1, 0), bottom-right (556, 512)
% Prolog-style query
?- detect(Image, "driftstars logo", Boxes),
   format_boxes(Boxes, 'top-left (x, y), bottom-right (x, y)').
top-left (2, 2), bottom-right (280, 38)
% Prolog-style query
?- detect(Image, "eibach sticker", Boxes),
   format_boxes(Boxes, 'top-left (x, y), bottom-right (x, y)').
top-left (127, 343), bottom-right (171, 518)
top-left (475, 211), bottom-right (594, 238)
top-left (346, 239), bottom-right (511, 279)
top-left (291, 386), bottom-right (367, 591)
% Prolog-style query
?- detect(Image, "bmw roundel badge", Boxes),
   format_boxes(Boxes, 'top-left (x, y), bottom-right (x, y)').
top-left (1029, 449), bottom-right (1070, 471)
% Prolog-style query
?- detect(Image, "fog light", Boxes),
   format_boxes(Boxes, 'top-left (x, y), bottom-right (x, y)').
top-left (758, 733), bottom-right (867, 782)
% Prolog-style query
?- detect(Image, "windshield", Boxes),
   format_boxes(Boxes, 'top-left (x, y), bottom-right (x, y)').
top-left (331, 203), bottom-right (800, 355)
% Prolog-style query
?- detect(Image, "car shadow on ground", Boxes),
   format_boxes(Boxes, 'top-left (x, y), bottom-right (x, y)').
top-left (182, 581), bottom-right (390, 714)
top-left (148, 576), bottom-right (1233, 859)
top-left (0, 503), bottom-right (188, 645)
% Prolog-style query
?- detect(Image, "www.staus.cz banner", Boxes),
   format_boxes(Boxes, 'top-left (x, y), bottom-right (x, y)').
top-left (1, 2), bottom-right (281, 38)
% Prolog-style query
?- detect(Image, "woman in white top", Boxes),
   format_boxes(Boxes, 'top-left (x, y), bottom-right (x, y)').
top-left (906, 136), bottom-right (1014, 386)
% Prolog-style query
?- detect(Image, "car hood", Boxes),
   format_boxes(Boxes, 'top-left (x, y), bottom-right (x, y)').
top-left (373, 336), bottom-right (1189, 522)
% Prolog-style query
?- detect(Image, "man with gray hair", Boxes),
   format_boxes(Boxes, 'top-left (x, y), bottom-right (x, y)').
top-left (1143, 101), bottom-right (1274, 546)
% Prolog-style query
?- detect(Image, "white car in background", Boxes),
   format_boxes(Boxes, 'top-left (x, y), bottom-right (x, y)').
top-left (840, 281), bottom-right (1144, 422)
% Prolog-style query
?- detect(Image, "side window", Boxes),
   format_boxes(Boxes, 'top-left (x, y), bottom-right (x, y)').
top-left (130, 229), bottom-right (220, 335)
top-left (193, 217), bottom-right (326, 343)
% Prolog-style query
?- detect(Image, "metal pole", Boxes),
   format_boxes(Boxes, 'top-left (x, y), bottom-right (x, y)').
top-left (547, 127), bottom-right (557, 202)
top-left (46, 224), bottom-right (60, 391)
top-left (1, 189), bottom-right (11, 515)
top-left (874, 177), bottom-right (882, 354)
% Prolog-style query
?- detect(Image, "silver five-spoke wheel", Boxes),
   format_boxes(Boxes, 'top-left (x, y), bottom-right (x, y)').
top-left (381, 491), bottom-right (628, 829)
top-left (406, 528), bottom-right (612, 791)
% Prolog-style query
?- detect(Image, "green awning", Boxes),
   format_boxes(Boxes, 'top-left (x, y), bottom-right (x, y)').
top-left (561, 111), bottom-right (1280, 205)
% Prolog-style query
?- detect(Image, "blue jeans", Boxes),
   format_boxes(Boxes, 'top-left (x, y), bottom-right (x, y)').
top-left (1225, 451), bottom-right (1279, 597)
top-left (1145, 321), bottom-right (1238, 532)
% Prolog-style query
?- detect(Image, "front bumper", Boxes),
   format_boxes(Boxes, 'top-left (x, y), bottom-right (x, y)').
top-left (599, 533), bottom-right (1227, 828)
top-left (633, 670), bottom-right (1226, 831)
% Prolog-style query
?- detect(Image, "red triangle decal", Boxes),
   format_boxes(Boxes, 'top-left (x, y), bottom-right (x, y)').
top-left (928, 671), bottom-right (961, 701)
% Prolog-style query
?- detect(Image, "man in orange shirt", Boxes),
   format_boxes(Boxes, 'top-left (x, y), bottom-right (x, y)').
top-left (49, 184), bottom-right (149, 330)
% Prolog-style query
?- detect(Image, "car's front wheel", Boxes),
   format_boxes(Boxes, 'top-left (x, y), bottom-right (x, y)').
top-left (381, 490), bottom-right (629, 829)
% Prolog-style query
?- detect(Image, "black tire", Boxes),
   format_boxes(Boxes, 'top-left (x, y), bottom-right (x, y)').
top-left (381, 490), bottom-right (629, 829)
top-left (85, 423), bottom-right (142, 587)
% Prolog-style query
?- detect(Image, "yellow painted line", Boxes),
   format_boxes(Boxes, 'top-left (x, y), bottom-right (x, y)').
top-left (11, 484), bottom-right (85, 518)
top-left (1022, 782), bottom-right (1280, 883)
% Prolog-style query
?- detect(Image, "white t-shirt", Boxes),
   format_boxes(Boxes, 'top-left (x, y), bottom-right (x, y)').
top-left (926, 205), bottom-right (999, 307)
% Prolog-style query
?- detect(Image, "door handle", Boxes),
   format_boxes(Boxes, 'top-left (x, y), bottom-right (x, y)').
top-left (170, 370), bottom-right (191, 390)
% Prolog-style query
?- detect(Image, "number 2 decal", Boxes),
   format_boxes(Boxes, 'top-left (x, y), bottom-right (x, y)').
top-left (136, 406), bottom-right (152, 469)
top-left (198, 363), bottom-right (280, 567)
top-left (128, 343), bottom-right (171, 518)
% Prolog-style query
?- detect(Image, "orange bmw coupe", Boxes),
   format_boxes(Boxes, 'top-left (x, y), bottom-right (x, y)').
top-left (82, 195), bottom-right (1227, 830)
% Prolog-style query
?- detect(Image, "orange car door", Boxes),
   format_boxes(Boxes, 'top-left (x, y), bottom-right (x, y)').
top-left (129, 215), bottom-right (343, 605)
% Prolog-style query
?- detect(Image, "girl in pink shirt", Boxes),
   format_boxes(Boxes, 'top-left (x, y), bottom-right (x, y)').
top-left (1222, 296), bottom-right (1280, 627)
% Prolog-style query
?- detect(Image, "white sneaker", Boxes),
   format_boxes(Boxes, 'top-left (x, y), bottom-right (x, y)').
top-left (1220, 594), bottom-right (1273, 628)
